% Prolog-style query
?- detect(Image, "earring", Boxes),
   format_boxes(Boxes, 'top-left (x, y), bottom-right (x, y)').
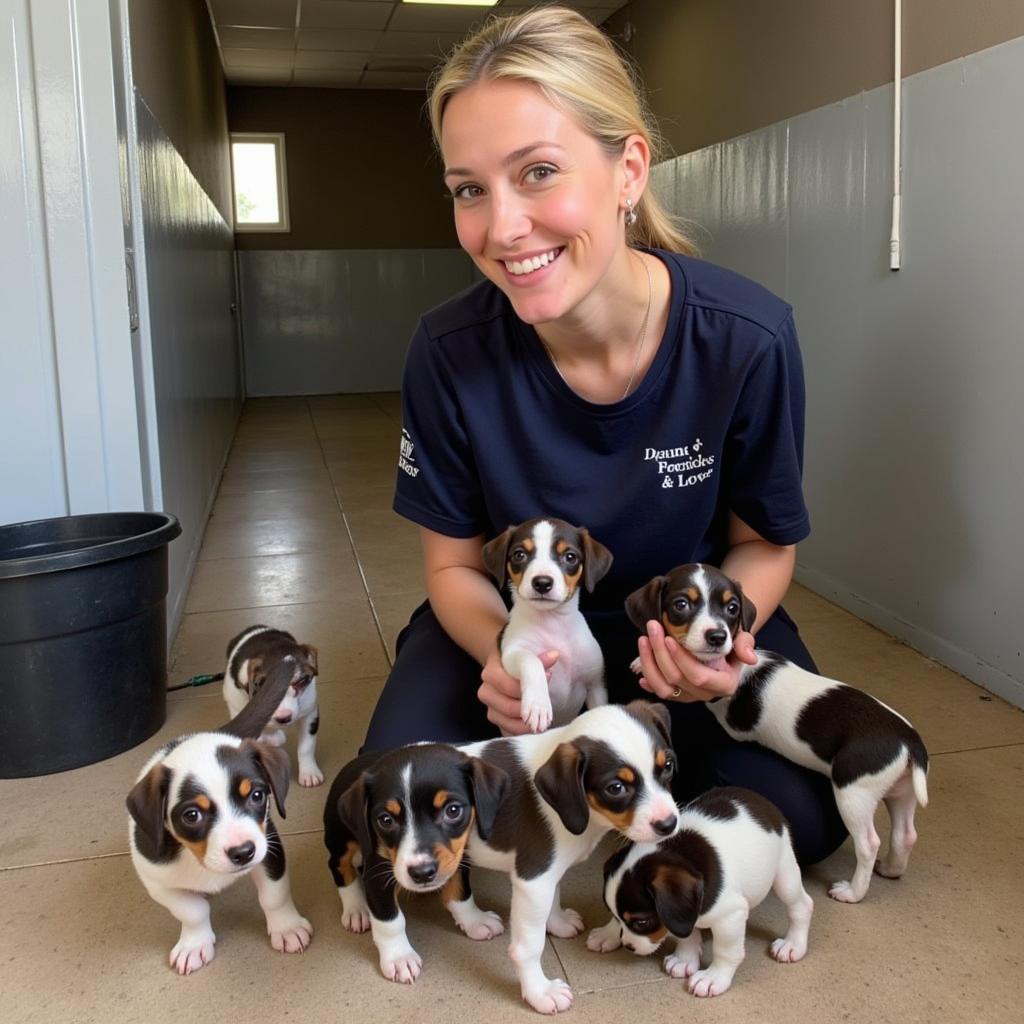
top-left (625, 198), bottom-right (638, 227)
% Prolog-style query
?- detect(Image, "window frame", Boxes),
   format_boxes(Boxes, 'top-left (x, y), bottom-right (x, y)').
top-left (230, 131), bottom-right (291, 233)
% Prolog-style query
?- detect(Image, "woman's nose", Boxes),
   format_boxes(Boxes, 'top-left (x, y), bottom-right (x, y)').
top-left (488, 192), bottom-right (531, 250)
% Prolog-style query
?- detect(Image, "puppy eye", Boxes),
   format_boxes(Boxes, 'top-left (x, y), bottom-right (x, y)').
top-left (672, 598), bottom-right (689, 612)
top-left (563, 551), bottom-right (578, 566)
top-left (510, 548), bottom-right (528, 563)
top-left (631, 916), bottom-right (655, 931)
top-left (443, 802), bottom-right (464, 822)
top-left (249, 788), bottom-right (266, 806)
top-left (377, 813), bottom-right (396, 830)
top-left (725, 600), bottom-right (740, 616)
top-left (182, 807), bottom-right (202, 825)
top-left (662, 757), bottom-right (674, 777)
top-left (604, 780), bottom-right (626, 797)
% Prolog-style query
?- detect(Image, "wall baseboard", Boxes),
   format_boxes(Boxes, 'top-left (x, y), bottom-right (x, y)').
top-left (795, 563), bottom-right (1024, 711)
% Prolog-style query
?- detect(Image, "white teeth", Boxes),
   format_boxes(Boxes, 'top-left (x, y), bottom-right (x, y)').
top-left (505, 248), bottom-right (560, 276)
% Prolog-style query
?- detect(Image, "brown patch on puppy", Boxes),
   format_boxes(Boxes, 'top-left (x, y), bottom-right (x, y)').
top-left (618, 767), bottom-right (636, 784)
top-left (179, 837), bottom-right (209, 863)
top-left (377, 840), bottom-right (398, 864)
top-left (238, 779), bottom-right (252, 799)
top-left (434, 812), bottom-right (474, 881)
top-left (195, 794), bottom-right (212, 811)
top-left (433, 789), bottom-right (449, 810)
top-left (337, 840), bottom-right (360, 886)
top-left (587, 792), bottom-right (636, 833)
top-left (662, 612), bottom-right (689, 643)
top-left (385, 799), bottom-right (401, 817)
top-left (655, 750), bottom-right (668, 770)
top-left (441, 871), bottom-right (465, 905)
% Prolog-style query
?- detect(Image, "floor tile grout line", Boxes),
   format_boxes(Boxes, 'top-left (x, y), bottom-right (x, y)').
top-left (930, 740), bottom-right (1024, 757)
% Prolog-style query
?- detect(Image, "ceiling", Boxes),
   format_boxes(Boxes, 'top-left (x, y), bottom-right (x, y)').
top-left (206, 0), bottom-right (628, 90)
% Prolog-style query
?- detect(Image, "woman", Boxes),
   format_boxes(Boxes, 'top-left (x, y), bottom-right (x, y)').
top-left (366, 6), bottom-right (845, 864)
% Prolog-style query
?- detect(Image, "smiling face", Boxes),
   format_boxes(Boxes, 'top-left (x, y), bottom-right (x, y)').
top-left (440, 77), bottom-right (637, 328)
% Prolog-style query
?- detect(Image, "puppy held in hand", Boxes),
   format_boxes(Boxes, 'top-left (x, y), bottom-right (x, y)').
top-left (323, 743), bottom-right (511, 984)
top-left (128, 659), bottom-right (312, 975)
top-left (483, 517), bottom-right (613, 732)
top-left (589, 787), bottom-right (813, 998)
top-left (222, 625), bottom-right (323, 786)
top-left (626, 563), bottom-right (930, 903)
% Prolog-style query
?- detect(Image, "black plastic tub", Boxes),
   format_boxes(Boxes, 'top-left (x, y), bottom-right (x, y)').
top-left (0, 512), bottom-right (181, 778)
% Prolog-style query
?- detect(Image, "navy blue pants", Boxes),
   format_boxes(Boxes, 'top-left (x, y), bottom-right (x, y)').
top-left (363, 602), bottom-right (847, 865)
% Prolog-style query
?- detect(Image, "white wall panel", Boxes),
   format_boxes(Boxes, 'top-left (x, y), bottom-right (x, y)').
top-left (670, 34), bottom-right (1024, 706)
top-left (239, 249), bottom-right (476, 396)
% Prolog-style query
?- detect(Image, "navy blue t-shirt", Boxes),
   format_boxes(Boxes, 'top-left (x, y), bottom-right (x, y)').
top-left (393, 250), bottom-right (809, 621)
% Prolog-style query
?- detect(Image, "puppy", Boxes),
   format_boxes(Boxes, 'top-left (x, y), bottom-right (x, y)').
top-left (222, 625), bottom-right (323, 786)
top-left (626, 563), bottom-right (929, 903)
top-left (323, 743), bottom-right (511, 983)
top-left (128, 658), bottom-right (312, 974)
top-left (482, 517), bottom-right (613, 732)
top-left (588, 787), bottom-right (813, 998)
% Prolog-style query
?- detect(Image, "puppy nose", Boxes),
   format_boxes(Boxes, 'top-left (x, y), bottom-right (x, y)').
top-left (273, 713), bottom-right (292, 724)
top-left (531, 575), bottom-right (554, 595)
top-left (227, 841), bottom-right (256, 866)
top-left (706, 629), bottom-right (728, 647)
top-left (652, 814), bottom-right (677, 837)
top-left (408, 861), bottom-right (438, 884)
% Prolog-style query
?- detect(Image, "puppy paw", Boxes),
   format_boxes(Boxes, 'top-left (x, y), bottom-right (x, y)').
top-left (770, 937), bottom-right (806, 963)
top-left (828, 880), bottom-right (864, 904)
top-left (523, 978), bottom-right (574, 1014)
top-left (450, 904), bottom-right (504, 941)
top-left (586, 920), bottom-right (622, 953)
top-left (522, 696), bottom-right (553, 734)
top-left (688, 966), bottom-right (734, 998)
top-left (169, 931), bottom-right (216, 975)
top-left (298, 764), bottom-right (324, 787)
top-left (380, 948), bottom-right (422, 984)
top-left (269, 914), bottom-right (313, 953)
top-left (546, 906), bottom-right (584, 939)
top-left (873, 859), bottom-right (904, 879)
top-left (341, 907), bottom-right (370, 933)
top-left (664, 951), bottom-right (701, 978)
top-left (629, 656), bottom-right (642, 675)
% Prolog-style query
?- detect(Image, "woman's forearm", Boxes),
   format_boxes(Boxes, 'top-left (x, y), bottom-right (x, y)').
top-left (425, 564), bottom-right (509, 666)
top-left (720, 539), bottom-right (796, 635)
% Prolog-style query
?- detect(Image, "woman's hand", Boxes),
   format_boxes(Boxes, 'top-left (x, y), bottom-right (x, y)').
top-left (478, 645), bottom-right (559, 735)
top-left (635, 619), bottom-right (756, 703)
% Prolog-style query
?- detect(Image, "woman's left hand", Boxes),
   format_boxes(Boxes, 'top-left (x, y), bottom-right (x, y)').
top-left (635, 619), bottom-right (757, 703)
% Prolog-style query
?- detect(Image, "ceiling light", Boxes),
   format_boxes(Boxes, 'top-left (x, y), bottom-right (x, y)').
top-left (402, 1), bottom-right (499, 7)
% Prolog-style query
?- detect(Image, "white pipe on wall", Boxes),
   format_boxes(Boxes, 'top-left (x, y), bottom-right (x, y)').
top-left (890, 0), bottom-right (903, 270)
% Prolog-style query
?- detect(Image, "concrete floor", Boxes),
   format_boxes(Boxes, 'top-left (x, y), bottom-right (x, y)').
top-left (3, 394), bottom-right (1023, 1023)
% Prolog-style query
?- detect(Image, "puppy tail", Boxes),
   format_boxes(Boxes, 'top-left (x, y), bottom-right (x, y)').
top-left (218, 657), bottom-right (295, 738)
top-left (911, 763), bottom-right (929, 808)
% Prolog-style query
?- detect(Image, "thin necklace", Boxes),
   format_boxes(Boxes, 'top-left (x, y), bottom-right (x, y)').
top-left (541, 253), bottom-right (653, 402)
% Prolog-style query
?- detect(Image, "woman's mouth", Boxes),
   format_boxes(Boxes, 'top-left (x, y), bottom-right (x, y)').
top-left (502, 247), bottom-right (564, 277)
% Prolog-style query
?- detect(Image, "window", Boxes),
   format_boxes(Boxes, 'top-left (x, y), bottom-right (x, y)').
top-left (230, 133), bottom-right (290, 232)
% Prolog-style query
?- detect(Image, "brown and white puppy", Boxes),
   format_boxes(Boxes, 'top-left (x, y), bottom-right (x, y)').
top-left (222, 625), bottom-right (323, 786)
top-left (128, 659), bottom-right (312, 974)
top-left (589, 787), bottom-right (813, 998)
top-left (323, 744), bottom-right (511, 983)
top-left (626, 563), bottom-right (929, 903)
top-left (483, 517), bottom-right (613, 732)
top-left (459, 700), bottom-right (680, 1014)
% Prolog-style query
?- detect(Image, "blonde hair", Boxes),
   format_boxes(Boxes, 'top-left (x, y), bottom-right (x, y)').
top-left (428, 5), bottom-right (696, 256)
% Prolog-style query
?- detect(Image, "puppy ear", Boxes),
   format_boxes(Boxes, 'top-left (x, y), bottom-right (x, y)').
top-left (735, 583), bottom-right (758, 633)
top-left (650, 861), bottom-right (704, 938)
top-left (578, 528), bottom-right (614, 592)
top-left (624, 576), bottom-right (669, 631)
top-left (240, 655), bottom-right (265, 693)
top-left (534, 741), bottom-right (590, 835)
top-left (301, 644), bottom-right (319, 676)
top-left (625, 698), bottom-right (673, 750)
top-left (243, 739), bottom-right (290, 819)
top-left (467, 757), bottom-right (510, 842)
top-left (338, 772), bottom-right (374, 858)
top-left (126, 763), bottom-right (171, 848)
top-left (481, 527), bottom-right (515, 586)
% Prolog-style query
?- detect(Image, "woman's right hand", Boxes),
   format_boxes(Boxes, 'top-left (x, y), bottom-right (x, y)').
top-left (478, 645), bottom-right (559, 736)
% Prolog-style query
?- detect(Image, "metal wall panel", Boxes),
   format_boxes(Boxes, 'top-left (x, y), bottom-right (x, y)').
top-left (670, 35), bottom-right (1024, 705)
top-left (238, 249), bottom-right (476, 395)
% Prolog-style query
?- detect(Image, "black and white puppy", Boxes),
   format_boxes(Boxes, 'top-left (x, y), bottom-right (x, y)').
top-left (222, 625), bottom-right (323, 787)
top-left (128, 659), bottom-right (312, 974)
top-left (626, 563), bottom-right (929, 903)
top-left (588, 787), bottom-right (813, 998)
top-left (483, 517), bottom-right (613, 732)
top-left (323, 744), bottom-right (511, 983)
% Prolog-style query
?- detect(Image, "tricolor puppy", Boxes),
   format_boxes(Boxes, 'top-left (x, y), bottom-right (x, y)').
top-left (626, 563), bottom-right (929, 903)
top-left (128, 659), bottom-right (312, 974)
top-left (483, 517), bottom-right (613, 732)
top-left (588, 787), bottom-right (813, 998)
top-left (459, 701), bottom-right (679, 1014)
top-left (323, 744), bottom-right (511, 983)
top-left (222, 625), bottom-right (323, 786)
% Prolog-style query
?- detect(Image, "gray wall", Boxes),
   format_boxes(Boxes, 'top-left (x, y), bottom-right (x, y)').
top-left (652, 35), bottom-right (1024, 706)
top-left (239, 249), bottom-right (474, 395)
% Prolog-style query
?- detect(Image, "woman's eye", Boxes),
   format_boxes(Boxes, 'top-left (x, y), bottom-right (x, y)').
top-left (605, 781), bottom-right (625, 797)
top-left (452, 183), bottom-right (483, 200)
top-left (444, 803), bottom-right (464, 822)
top-left (524, 164), bottom-right (556, 184)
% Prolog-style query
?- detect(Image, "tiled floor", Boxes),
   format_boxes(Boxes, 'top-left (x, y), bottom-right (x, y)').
top-left (3, 395), bottom-right (1024, 1024)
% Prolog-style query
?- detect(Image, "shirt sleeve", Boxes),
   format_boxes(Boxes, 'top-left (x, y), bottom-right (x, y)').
top-left (392, 322), bottom-right (487, 538)
top-left (724, 312), bottom-right (811, 545)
